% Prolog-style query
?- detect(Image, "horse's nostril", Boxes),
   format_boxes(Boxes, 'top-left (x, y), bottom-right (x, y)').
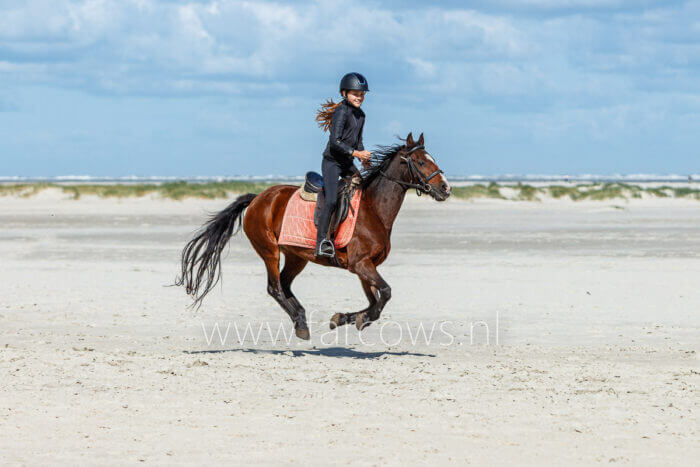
top-left (442, 183), bottom-right (450, 193)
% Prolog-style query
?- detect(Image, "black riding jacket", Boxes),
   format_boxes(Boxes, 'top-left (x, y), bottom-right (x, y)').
top-left (323, 100), bottom-right (365, 163)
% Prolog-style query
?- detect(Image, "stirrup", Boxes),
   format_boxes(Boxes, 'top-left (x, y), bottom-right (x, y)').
top-left (315, 239), bottom-right (335, 258)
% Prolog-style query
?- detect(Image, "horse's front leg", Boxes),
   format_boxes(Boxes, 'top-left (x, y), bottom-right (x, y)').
top-left (351, 259), bottom-right (391, 330)
top-left (330, 278), bottom-right (379, 329)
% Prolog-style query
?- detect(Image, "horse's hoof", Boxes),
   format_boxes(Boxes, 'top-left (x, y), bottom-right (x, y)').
top-left (295, 327), bottom-right (310, 340)
top-left (330, 313), bottom-right (344, 329)
top-left (355, 312), bottom-right (369, 330)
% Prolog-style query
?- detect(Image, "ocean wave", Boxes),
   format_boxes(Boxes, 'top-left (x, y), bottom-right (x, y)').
top-left (0, 174), bottom-right (697, 183)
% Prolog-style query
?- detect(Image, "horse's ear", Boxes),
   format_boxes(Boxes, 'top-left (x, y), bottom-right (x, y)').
top-left (417, 133), bottom-right (424, 146)
top-left (406, 132), bottom-right (414, 146)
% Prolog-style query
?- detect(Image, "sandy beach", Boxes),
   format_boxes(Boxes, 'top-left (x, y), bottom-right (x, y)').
top-left (0, 189), bottom-right (698, 464)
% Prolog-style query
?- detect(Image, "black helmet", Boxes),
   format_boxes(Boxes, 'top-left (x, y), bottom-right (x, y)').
top-left (339, 72), bottom-right (369, 94)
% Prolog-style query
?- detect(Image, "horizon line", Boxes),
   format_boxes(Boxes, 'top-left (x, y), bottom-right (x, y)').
top-left (1, 173), bottom-right (698, 183)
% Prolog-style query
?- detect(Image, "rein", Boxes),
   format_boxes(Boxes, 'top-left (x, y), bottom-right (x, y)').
top-left (379, 145), bottom-right (444, 196)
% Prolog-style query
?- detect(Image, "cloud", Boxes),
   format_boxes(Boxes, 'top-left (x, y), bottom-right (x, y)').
top-left (0, 1), bottom-right (531, 95)
top-left (0, 0), bottom-right (698, 119)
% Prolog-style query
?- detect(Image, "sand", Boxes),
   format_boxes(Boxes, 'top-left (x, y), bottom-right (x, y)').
top-left (0, 189), bottom-right (698, 465)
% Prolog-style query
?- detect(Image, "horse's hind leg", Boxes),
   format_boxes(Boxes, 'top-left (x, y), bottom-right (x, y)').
top-left (280, 253), bottom-right (309, 330)
top-left (330, 278), bottom-right (379, 329)
top-left (249, 234), bottom-right (310, 340)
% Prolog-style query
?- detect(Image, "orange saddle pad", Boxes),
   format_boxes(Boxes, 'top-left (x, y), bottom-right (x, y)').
top-left (278, 188), bottom-right (362, 249)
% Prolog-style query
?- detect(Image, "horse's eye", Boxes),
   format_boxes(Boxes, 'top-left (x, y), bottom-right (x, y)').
top-left (418, 161), bottom-right (425, 167)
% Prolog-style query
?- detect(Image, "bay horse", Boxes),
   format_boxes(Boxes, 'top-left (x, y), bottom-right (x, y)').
top-left (177, 132), bottom-right (451, 340)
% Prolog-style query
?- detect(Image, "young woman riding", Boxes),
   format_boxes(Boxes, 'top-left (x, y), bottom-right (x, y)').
top-left (314, 72), bottom-right (373, 258)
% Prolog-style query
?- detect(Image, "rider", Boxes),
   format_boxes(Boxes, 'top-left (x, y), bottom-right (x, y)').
top-left (314, 72), bottom-right (372, 258)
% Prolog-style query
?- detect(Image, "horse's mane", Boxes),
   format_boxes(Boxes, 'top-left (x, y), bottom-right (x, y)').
top-left (360, 139), bottom-right (406, 189)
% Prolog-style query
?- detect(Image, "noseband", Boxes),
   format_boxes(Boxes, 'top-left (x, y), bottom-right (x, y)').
top-left (379, 145), bottom-right (444, 196)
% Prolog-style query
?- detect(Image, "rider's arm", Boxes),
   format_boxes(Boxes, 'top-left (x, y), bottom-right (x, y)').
top-left (354, 118), bottom-right (370, 164)
top-left (329, 105), bottom-right (354, 157)
top-left (356, 121), bottom-right (364, 152)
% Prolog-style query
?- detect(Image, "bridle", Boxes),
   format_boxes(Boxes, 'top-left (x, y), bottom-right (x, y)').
top-left (379, 145), bottom-right (444, 196)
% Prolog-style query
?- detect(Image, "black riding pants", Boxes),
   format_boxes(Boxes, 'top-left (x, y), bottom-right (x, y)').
top-left (316, 156), bottom-right (357, 243)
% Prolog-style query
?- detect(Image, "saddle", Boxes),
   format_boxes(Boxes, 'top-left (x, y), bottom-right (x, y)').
top-left (301, 171), bottom-right (360, 239)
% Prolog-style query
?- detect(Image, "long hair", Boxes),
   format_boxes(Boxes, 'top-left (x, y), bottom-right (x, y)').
top-left (315, 98), bottom-right (344, 132)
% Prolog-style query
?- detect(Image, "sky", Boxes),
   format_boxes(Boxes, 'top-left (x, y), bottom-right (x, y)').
top-left (0, 0), bottom-right (698, 177)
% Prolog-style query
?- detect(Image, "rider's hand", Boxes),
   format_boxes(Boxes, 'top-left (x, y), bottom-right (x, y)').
top-left (353, 150), bottom-right (372, 164)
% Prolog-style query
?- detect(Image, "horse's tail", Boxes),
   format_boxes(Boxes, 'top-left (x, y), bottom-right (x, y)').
top-left (176, 193), bottom-right (257, 308)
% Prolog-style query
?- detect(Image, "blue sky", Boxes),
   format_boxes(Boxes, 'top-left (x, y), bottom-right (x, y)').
top-left (0, 0), bottom-right (698, 177)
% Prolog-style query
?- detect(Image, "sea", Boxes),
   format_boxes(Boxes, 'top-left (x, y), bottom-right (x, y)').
top-left (0, 174), bottom-right (698, 184)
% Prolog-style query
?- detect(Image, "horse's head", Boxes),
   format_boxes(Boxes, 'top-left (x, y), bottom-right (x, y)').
top-left (396, 132), bottom-right (451, 201)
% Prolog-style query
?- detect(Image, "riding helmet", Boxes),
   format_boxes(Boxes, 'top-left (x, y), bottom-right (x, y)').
top-left (339, 72), bottom-right (369, 94)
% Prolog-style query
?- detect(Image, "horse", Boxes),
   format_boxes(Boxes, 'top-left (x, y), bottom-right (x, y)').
top-left (176, 132), bottom-right (451, 340)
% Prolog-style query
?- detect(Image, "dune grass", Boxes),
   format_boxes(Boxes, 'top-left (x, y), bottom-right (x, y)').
top-left (1, 180), bottom-right (699, 201)
top-left (0, 183), bottom-right (56, 198)
top-left (515, 183), bottom-right (541, 201)
top-left (450, 182), bottom-right (505, 200)
top-left (450, 182), bottom-right (700, 201)
top-left (0, 181), bottom-right (277, 200)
